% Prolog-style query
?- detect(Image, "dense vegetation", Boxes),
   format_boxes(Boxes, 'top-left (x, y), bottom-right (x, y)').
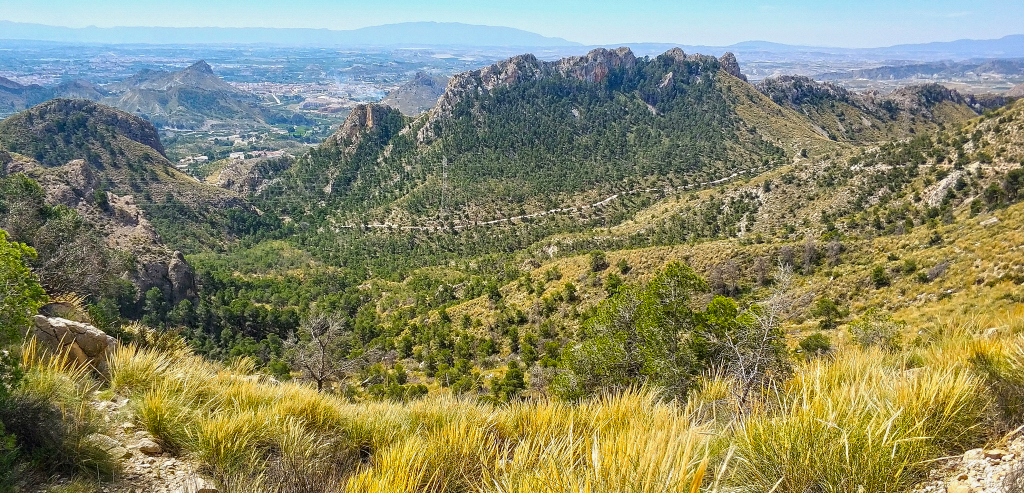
top-left (262, 51), bottom-right (787, 225)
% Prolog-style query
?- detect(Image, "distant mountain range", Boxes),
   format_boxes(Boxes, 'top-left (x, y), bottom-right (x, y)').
top-left (1, 60), bottom-right (301, 128)
top-left (1, 20), bottom-right (1022, 59)
top-left (0, 21), bottom-right (580, 47)
top-left (818, 59), bottom-right (1024, 81)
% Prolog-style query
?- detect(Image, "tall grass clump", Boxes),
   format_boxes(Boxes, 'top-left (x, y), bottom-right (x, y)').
top-left (731, 348), bottom-right (989, 492)
top-left (2, 339), bottom-right (116, 481)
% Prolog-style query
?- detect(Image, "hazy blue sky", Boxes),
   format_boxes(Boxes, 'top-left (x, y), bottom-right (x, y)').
top-left (2, 0), bottom-right (1021, 47)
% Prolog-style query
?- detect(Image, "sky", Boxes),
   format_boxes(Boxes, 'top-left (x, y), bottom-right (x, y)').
top-left (1, 0), bottom-right (1022, 47)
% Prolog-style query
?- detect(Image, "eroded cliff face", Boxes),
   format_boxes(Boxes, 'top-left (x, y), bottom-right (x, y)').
top-left (9, 155), bottom-right (200, 306)
top-left (324, 103), bottom-right (403, 149)
top-left (0, 100), bottom-right (221, 306)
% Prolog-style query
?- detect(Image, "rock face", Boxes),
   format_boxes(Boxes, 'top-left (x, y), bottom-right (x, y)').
top-left (324, 103), bottom-right (402, 148)
top-left (419, 47), bottom-right (731, 142)
top-left (719, 52), bottom-right (748, 82)
top-left (553, 47), bottom-right (637, 84)
top-left (33, 315), bottom-right (117, 375)
top-left (1009, 83), bottom-right (1024, 98)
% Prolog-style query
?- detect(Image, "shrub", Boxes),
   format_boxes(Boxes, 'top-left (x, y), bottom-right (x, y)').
top-left (589, 251), bottom-right (609, 272)
top-left (798, 333), bottom-right (832, 356)
top-left (870, 265), bottom-right (891, 288)
top-left (849, 309), bottom-right (903, 352)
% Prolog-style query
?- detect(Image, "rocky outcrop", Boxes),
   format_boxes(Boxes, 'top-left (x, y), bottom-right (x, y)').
top-left (1009, 83), bottom-right (1024, 98)
top-left (167, 251), bottom-right (197, 302)
top-left (33, 315), bottom-right (117, 375)
top-left (209, 156), bottom-right (292, 195)
top-left (552, 47), bottom-right (637, 84)
top-left (880, 83), bottom-right (971, 113)
top-left (719, 52), bottom-right (747, 82)
top-left (419, 47), bottom-right (707, 142)
top-left (133, 250), bottom-right (198, 306)
top-left (325, 103), bottom-right (402, 148)
top-left (757, 75), bottom-right (856, 107)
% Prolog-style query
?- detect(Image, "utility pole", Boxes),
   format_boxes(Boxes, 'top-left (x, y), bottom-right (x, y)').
top-left (440, 155), bottom-right (448, 216)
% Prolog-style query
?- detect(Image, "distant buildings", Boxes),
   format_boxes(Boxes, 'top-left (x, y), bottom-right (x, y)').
top-left (178, 155), bottom-right (210, 165)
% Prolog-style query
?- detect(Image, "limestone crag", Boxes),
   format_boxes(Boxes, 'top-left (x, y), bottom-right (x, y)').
top-left (552, 47), bottom-right (637, 84)
top-left (756, 75), bottom-right (857, 107)
top-left (325, 103), bottom-right (402, 148)
top-left (719, 52), bottom-right (748, 82)
top-left (419, 47), bottom-right (741, 142)
top-left (33, 315), bottom-right (117, 375)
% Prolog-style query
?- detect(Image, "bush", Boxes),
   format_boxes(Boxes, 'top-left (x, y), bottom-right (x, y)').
top-left (589, 251), bottom-right (609, 272)
top-left (798, 333), bottom-right (832, 356)
top-left (870, 265), bottom-right (891, 288)
top-left (849, 309), bottom-right (903, 352)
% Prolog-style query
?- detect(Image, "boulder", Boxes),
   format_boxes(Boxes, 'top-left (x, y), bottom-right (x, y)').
top-left (985, 448), bottom-right (1010, 460)
top-left (173, 478), bottom-right (219, 493)
top-left (84, 433), bottom-right (130, 460)
top-left (33, 315), bottom-right (117, 375)
top-left (135, 438), bottom-right (163, 455)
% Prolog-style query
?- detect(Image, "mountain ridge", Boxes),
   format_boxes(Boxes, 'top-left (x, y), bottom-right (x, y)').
top-left (0, 20), bottom-right (580, 47)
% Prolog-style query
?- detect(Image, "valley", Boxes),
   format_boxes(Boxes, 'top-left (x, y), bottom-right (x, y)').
top-left (0, 22), bottom-right (1024, 493)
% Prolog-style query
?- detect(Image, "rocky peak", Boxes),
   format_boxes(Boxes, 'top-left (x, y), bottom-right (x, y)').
top-left (326, 103), bottom-right (401, 147)
top-left (662, 48), bottom-right (687, 63)
top-left (719, 52), bottom-right (747, 82)
top-left (756, 75), bottom-right (854, 107)
top-left (554, 47), bottom-right (637, 83)
top-left (185, 60), bottom-right (214, 75)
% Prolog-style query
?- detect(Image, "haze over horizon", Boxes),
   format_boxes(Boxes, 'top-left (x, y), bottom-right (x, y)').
top-left (2, 0), bottom-right (1023, 48)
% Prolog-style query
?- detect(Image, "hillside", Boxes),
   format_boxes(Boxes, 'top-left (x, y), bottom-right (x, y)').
top-left (755, 76), bottom-right (985, 142)
top-left (0, 76), bottom-right (108, 118)
top-left (818, 59), bottom-right (1024, 81)
top-left (5, 45), bottom-right (1024, 493)
top-left (0, 99), bottom-right (261, 308)
top-left (104, 61), bottom-right (280, 130)
top-left (263, 48), bottom-right (831, 227)
top-left (380, 72), bottom-right (449, 116)
top-left (5, 97), bottom-right (1024, 493)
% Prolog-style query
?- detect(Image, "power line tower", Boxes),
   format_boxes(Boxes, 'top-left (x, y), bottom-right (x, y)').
top-left (440, 155), bottom-right (448, 216)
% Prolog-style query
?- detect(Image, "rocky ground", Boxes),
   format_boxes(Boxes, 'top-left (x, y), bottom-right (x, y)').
top-left (916, 427), bottom-right (1024, 493)
top-left (43, 394), bottom-right (218, 493)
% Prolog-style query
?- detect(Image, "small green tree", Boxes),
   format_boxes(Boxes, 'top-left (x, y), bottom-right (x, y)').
top-left (0, 231), bottom-right (46, 347)
top-left (589, 251), bottom-right (609, 272)
top-left (811, 297), bottom-right (844, 330)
